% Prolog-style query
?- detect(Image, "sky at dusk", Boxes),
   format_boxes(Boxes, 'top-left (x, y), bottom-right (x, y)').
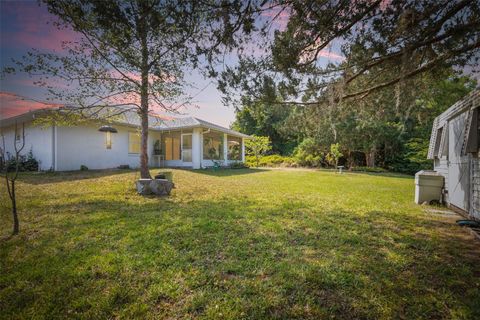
top-left (0, 0), bottom-right (345, 126)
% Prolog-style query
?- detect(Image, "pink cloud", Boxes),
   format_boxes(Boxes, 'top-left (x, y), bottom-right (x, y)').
top-left (316, 49), bottom-right (344, 61)
top-left (0, 91), bottom-right (175, 122)
top-left (1, 2), bottom-right (81, 52)
top-left (110, 71), bottom-right (176, 84)
top-left (380, 0), bottom-right (391, 11)
top-left (261, 6), bottom-right (291, 31)
top-left (0, 92), bottom-right (63, 119)
top-left (299, 36), bottom-right (345, 63)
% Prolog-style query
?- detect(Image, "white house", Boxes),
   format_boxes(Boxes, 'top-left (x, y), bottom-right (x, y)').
top-left (0, 108), bottom-right (249, 171)
top-left (427, 89), bottom-right (479, 219)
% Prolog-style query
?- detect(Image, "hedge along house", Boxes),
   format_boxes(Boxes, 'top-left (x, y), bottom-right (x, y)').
top-left (0, 108), bottom-right (249, 171)
top-left (427, 89), bottom-right (480, 219)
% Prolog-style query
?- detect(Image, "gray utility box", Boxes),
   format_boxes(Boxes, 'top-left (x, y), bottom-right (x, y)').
top-left (414, 170), bottom-right (444, 204)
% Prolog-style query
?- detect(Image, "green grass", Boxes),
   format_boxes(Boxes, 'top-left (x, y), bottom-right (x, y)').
top-left (1, 168), bottom-right (479, 319)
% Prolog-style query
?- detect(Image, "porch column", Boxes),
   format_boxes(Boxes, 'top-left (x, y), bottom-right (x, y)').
top-left (192, 128), bottom-right (202, 169)
top-left (241, 138), bottom-right (245, 162)
top-left (223, 133), bottom-right (228, 164)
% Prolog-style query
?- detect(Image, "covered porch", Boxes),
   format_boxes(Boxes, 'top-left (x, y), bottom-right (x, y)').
top-left (149, 127), bottom-right (246, 169)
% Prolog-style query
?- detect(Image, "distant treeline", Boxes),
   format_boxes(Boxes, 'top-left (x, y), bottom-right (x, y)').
top-left (233, 69), bottom-right (477, 174)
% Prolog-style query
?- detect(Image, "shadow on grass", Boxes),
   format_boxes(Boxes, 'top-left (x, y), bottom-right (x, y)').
top-left (347, 170), bottom-right (414, 179)
top-left (2, 194), bottom-right (479, 319)
top-left (19, 169), bottom-right (138, 185)
top-left (19, 167), bottom-right (268, 185)
top-left (184, 168), bottom-right (269, 177)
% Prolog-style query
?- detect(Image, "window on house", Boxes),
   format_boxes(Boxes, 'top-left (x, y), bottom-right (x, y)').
top-left (15, 128), bottom-right (21, 141)
top-left (227, 136), bottom-right (242, 160)
top-left (105, 131), bottom-right (112, 149)
top-left (203, 131), bottom-right (224, 160)
top-left (128, 132), bottom-right (141, 154)
top-left (182, 134), bottom-right (192, 162)
top-left (162, 132), bottom-right (181, 160)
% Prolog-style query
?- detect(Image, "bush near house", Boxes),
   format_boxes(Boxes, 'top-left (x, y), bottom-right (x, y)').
top-left (1, 150), bottom-right (39, 172)
top-left (229, 161), bottom-right (249, 169)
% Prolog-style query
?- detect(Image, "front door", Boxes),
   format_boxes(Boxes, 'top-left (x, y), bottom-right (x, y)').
top-left (181, 133), bottom-right (192, 163)
top-left (448, 113), bottom-right (470, 211)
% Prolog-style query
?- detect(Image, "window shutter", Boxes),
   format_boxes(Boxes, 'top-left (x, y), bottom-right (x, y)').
top-left (465, 107), bottom-right (479, 154)
top-left (427, 117), bottom-right (439, 159)
top-left (461, 107), bottom-right (476, 155)
top-left (439, 124), bottom-right (448, 158)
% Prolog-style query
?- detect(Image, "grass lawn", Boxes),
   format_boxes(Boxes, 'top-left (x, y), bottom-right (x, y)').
top-left (1, 168), bottom-right (479, 319)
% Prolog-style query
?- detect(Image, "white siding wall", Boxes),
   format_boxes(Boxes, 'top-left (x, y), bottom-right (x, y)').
top-left (2, 121), bottom-right (247, 171)
top-left (472, 154), bottom-right (480, 219)
top-left (434, 158), bottom-right (449, 202)
top-left (56, 124), bottom-right (155, 171)
top-left (1, 124), bottom-right (53, 170)
top-left (431, 90), bottom-right (480, 218)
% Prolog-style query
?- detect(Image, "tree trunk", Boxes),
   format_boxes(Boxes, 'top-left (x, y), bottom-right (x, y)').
top-left (366, 148), bottom-right (376, 167)
top-left (11, 180), bottom-right (19, 235)
top-left (139, 107), bottom-right (151, 179)
top-left (138, 9), bottom-right (151, 180)
top-left (347, 151), bottom-right (355, 170)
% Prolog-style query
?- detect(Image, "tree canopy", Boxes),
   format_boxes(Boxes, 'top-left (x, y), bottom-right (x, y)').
top-left (6, 0), bottom-right (262, 178)
top-left (220, 0), bottom-right (479, 106)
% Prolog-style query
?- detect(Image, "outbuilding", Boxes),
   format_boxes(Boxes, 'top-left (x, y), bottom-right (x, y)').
top-left (427, 89), bottom-right (479, 219)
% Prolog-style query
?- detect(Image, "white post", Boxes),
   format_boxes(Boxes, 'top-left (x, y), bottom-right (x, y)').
top-left (241, 138), bottom-right (245, 163)
top-left (192, 128), bottom-right (202, 169)
top-left (54, 125), bottom-right (58, 171)
top-left (223, 133), bottom-right (228, 165)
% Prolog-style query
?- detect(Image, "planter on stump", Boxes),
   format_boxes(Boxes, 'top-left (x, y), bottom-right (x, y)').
top-left (154, 171), bottom-right (173, 183)
top-left (136, 178), bottom-right (174, 196)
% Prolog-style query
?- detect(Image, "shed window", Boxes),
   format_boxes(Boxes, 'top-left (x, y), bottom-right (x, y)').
top-left (128, 132), bottom-right (141, 154)
top-left (433, 127), bottom-right (443, 158)
top-left (465, 107), bottom-right (479, 154)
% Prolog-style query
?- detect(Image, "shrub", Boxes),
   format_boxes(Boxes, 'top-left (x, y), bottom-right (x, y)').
top-left (294, 138), bottom-right (326, 167)
top-left (245, 136), bottom-right (272, 167)
top-left (229, 162), bottom-right (248, 169)
top-left (246, 155), bottom-right (297, 167)
top-left (325, 143), bottom-right (343, 168)
top-left (80, 165), bottom-right (89, 171)
top-left (23, 150), bottom-right (39, 171)
top-left (2, 149), bottom-right (39, 172)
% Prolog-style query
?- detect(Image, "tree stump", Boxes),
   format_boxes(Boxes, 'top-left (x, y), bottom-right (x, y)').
top-left (136, 178), bottom-right (174, 196)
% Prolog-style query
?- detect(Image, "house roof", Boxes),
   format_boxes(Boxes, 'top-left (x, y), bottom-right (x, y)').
top-left (116, 111), bottom-right (250, 138)
top-left (1, 107), bottom-right (251, 139)
top-left (152, 117), bottom-right (251, 138)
